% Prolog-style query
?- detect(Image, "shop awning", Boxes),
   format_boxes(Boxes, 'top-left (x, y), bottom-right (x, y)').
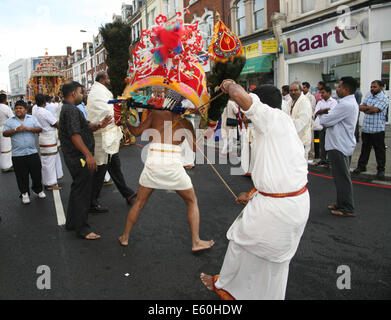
top-left (241, 54), bottom-right (275, 75)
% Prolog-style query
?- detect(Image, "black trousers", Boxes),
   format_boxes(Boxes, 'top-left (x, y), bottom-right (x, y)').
top-left (328, 150), bottom-right (355, 213)
top-left (91, 153), bottom-right (135, 207)
top-left (357, 131), bottom-right (386, 172)
top-left (64, 158), bottom-right (94, 238)
top-left (12, 153), bottom-right (43, 196)
top-left (319, 128), bottom-right (328, 162)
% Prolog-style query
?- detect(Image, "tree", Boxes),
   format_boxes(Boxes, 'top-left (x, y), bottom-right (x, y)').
top-left (99, 21), bottom-right (131, 98)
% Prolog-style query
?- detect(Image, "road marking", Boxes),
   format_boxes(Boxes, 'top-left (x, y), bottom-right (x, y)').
top-left (53, 189), bottom-right (66, 226)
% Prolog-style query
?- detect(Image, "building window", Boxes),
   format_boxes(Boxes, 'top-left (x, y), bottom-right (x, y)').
top-left (236, 0), bottom-right (246, 37)
top-left (166, 0), bottom-right (170, 17)
top-left (254, 0), bottom-right (265, 31)
top-left (301, 0), bottom-right (315, 13)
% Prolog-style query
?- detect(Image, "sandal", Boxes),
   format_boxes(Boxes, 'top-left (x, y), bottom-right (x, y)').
top-left (328, 204), bottom-right (338, 210)
top-left (331, 210), bottom-right (356, 217)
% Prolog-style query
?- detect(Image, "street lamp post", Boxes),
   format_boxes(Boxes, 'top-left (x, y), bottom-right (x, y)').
top-left (80, 30), bottom-right (97, 85)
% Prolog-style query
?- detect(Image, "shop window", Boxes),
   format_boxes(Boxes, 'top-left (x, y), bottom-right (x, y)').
top-left (301, 0), bottom-right (315, 13)
top-left (382, 51), bottom-right (391, 60)
top-left (236, 0), bottom-right (246, 37)
top-left (254, 0), bottom-right (265, 31)
top-left (289, 52), bottom-right (360, 92)
top-left (382, 62), bottom-right (390, 91)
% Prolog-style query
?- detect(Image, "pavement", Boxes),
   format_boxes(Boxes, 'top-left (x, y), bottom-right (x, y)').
top-left (0, 137), bottom-right (390, 300)
top-left (309, 124), bottom-right (391, 183)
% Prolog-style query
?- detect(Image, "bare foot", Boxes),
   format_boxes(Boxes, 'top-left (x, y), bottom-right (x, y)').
top-left (119, 235), bottom-right (129, 247)
top-left (85, 232), bottom-right (101, 240)
top-left (192, 240), bottom-right (215, 252)
top-left (200, 273), bottom-right (214, 291)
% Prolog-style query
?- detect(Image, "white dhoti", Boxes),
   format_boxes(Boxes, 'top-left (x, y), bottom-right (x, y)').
top-left (215, 190), bottom-right (310, 300)
top-left (181, 116), bottom-right (195, 167)
top-left (215, 241), bottom-right (290, 300)
top-left (0, 128), bottom-right (12, 170)
top-left (39, 130), bottom-right (59, 186)
top-left (55, 130), bottom-right (63, 179)
top-left (240, 127), bottom-right (255, 175)
top-left (140, 143), bottom-right (193, 191)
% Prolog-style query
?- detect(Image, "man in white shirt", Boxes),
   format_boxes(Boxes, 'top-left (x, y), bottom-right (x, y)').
top-left (32, 94), bottom-right (62, 190)
top-left (87, 72), bottom-right (136, 212)
top-left (220, 99), bottom-right (240, 156)
top-left (0, 94), bottom-right (14, 172)
top-left (200, 83), bottom-right (309, 300)
top-left (281, 85), bottom-right (291, 103)
top-left (314, 86), bottom-right (338, 166)
top-left (303, 82), bottom-right (317, 113)
top-left (284, 82), bottom-right (312, 160)
top-left (45, 95), bottom-right (64, 181)
top-left (181, 99), bottom-right (196, 169)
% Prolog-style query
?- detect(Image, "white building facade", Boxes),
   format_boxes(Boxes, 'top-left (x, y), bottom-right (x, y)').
top-left (276, 0), bottom-right (391, 122)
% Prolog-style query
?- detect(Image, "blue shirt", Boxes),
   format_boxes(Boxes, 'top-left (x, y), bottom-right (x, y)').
top-left (76, 102), bottom-right (87, 119)
top-left (361, 91), bottom-right (389, 133)
top-left (320, 95), bottom-right (359, 156)
top-left (2, 115), bottom-right (42, 157)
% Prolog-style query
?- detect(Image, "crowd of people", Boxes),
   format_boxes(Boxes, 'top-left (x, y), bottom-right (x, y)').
top-left (0, 72), bottom-right (389, 300)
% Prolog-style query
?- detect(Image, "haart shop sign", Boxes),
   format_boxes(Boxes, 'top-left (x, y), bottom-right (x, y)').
top-left (283, 12), bottom-right (367, 59)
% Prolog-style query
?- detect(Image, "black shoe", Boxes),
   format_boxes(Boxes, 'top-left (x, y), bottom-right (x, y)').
top-left (376, 171), bottom-right (385, 180)
top-left (89, 205), bottom-right (109, 213)
top-left (126, 192), bottom-right (137, 205)
top-left (353, 168), bottom-right (365, 175)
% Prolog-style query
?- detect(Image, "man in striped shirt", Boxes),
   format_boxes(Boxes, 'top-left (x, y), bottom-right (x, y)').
top-left (353, 80), bottom-right (389, 180)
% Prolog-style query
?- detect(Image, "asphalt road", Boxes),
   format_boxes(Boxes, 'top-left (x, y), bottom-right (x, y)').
top-left (0, 142), bottom-right (390, 300)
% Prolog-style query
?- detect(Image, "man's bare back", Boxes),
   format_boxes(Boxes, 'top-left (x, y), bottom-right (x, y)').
top-left (127, 111), bottom-right (196, 151)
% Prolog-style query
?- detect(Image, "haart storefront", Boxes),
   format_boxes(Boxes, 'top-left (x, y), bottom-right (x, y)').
top-left (281, 2), bottom-right (391, 122)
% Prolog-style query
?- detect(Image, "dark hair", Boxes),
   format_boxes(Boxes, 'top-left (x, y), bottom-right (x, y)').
top-left (95, 72), bottom-right (107, 82)
top-left (302, 82), bottom-right (311, 89)
top-left (35, 94), bottom-right (46, 107)
top-left (54, 96), bottom-right (60, 102)
top-left (372, 80), bottom-right (384, 87)
top-left (321, 86), bottom-right (332, 94)
top-left (318, 81), bottom-right (326, 87)
top-left (61, 81), bottom-right (83, 98)
top-left (27, 101), bottom-right (32, 105)
top-left (45, 95), bottom-right (52, 103)
top-left (15, 100), bottom-right (27, 109)
top-left (0, 93), bottom-right (7, 103)
top-left (340, 77), bottom-right (358, 94)
top-left (252, 85), bottom-right (282, 110)
top-left (282, 85), bottom-right (290, 93)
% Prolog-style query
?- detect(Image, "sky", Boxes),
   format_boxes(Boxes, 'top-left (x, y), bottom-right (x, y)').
top-left (0, 0), bottom-right (127, 92)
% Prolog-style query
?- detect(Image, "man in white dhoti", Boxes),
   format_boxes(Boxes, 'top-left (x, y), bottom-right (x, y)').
top-left (32, 94), bottom-right (62, 190)
top-left (0, 94), bottom-right (14, 172)
top-left (181, 100), bottom-right (196, 169)
top-left (87, 72), bottom-right (136, 212)
top-left (220, 99), bottom-right (240, 156)
top-left (119, 110), bottom-right (214, 252)
top-left (45, 95), bottom-right (64, 181)
top-left (284, 82), bottom-right (312, 160)
top-left (200, 83), bottom-right (310, 300)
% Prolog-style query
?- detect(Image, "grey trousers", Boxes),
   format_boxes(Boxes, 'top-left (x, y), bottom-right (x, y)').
top-left (328, 149), bottom-right (355, 213)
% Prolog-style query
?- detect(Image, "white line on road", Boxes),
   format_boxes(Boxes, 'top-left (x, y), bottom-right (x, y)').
top-left (53, 189), bottom-right (66, 226)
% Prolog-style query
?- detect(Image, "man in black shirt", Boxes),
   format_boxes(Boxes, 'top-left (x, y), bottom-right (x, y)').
top-left (59, 81), bottom-right (111, 240)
